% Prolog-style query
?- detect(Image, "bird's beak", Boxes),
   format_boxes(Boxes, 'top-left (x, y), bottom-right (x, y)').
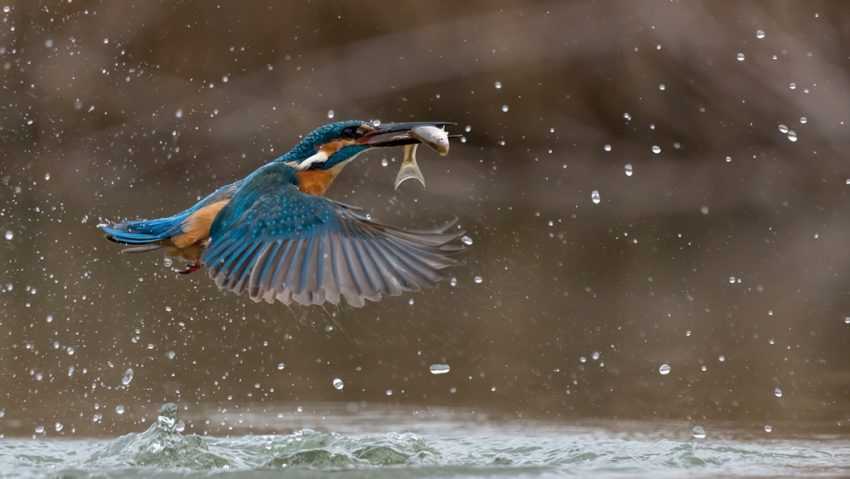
top-left (358, 121), bottom-right (456, 147)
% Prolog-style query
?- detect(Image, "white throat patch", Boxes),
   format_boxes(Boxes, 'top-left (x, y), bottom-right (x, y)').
top-left (292, 150), bottom-right (329, 170)
top-left (283, 145), bottom-right (368, 171)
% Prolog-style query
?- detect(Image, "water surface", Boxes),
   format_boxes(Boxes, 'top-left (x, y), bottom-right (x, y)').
top-left (3, 404), bottom-right (847, 479)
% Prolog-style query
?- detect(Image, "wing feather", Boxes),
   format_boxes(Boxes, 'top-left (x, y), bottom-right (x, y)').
top-left (201, 164), bottom-right (464, 307)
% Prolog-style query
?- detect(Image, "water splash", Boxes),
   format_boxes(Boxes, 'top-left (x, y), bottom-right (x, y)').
top-left (87, 403), bottom-right (228, 468)
top-left (2, 407), bottom-right (848, 477)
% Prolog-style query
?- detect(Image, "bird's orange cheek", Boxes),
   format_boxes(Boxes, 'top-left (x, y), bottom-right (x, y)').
top-left (318, 139), bottom-right (356, 157)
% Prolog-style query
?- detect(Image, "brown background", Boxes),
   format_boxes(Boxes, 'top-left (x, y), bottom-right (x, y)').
top-left (1, 0), bottom-right (849, 436)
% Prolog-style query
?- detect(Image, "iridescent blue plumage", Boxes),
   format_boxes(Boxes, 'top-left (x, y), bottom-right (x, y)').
top-left (202, 162), bottom-right (462, 306)
top-left (272, 120), bottom-right (365, 165)
top-left (100, 120), bottom-right (462, 307)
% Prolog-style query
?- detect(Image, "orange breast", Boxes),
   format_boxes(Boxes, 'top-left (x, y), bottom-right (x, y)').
top-left (173, 200), bottom-right (230, 248)
top-left (297, 169), bottom-right (336, 196)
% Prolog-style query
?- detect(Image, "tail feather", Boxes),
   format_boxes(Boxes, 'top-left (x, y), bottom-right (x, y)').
top-left (100, 182), bottom-right (240, 248)
top-left (99, 213), bottom-right (190, 246)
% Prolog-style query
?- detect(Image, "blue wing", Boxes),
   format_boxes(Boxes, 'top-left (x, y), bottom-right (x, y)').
top-left (201, 164), bottom-right (463, 307)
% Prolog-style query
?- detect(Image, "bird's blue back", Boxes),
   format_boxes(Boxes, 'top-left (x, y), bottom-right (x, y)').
top-left (208, 163), bottom-right (339, 242)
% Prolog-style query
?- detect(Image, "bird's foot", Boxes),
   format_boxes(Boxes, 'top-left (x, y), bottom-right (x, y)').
top-left (177, 261), bottom-right (201, 275)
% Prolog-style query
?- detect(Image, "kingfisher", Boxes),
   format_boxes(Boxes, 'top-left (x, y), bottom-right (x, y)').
top-left (100, 120), bottom-right (464, 307)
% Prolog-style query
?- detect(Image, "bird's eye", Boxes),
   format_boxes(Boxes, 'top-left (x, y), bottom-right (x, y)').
top-left (340, 126), bottom-right (359, 139)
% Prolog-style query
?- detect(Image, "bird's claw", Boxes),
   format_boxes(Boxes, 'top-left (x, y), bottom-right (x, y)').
top-left (177, 261), bottom-right (201, 275)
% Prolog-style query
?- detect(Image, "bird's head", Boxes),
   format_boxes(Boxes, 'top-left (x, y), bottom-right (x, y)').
top-left (279, 120), bottom-right (454, 171)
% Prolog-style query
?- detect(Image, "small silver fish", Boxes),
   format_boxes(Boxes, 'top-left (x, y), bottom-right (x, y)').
top-left (395, 143), bottom-right (426, 190)
top-left (409, 125), bottom-right (450, 155)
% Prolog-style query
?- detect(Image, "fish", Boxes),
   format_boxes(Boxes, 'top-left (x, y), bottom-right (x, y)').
top-left (394, 126), bottom-right (450, 190)
top-left (410, 125), bottom-right (450, 156)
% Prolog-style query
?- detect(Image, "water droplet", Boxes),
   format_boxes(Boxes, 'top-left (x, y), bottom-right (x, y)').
top-left (380, 158), bottom-right (388, 167)
top-left (277, 362), bottom-right (286, 370)
top-left (46, 315), bottom-right (53, 323)
top-left (2, 6), bottom-right (9, 13)
top-left (764, 424), bottom-right (773, 433)
top-left (756, 29), bottom-right (765, 39)
top-left (659, 363), bottom-right (671, 375)
top-left (332, 378), bottom-right (344, 390)
top-left (603, 144), bottom-right (612, 152)
top-left (464, 125), bottom-right (472, 133)
top-left (579, 356), bottom-right (587, 363)
top-left (4, 230), bottom-right (13, 241)
top-left (450, 277), bottom-right (458, 287)
top-left (651, 145), bottom-right (661, 154)
top-left (473, 275), bottom-right (483, 284)
top-left (408, 298), bottom-right (415, 305)
top-left (385, 389), bottom-right (393, 396)
top-left (494, 81), bottom-right (502, 89)
top-left (54, 422), bottom-right (63, 432)
top-left (725, 155), bottom-right (732, 163)
top-left (692, 425), bottom-right (706, 439)
top-left (501, 104), bottom-right (509, 113)
top-left (175, 109), bottom-right (183, 119)
top-left (700, 206), bottom-right (710, 215)
top-left (787, 130), bottom-right (798, 142)
top-left (121, 368), bottom-right (134, 386)
top-left (44, 172), bottom-right (50, 181)
top-left (461, 235), bottom-right (473, 246)
top-left (327, 110), bottom-right (335, 119)
top-left (736, 52), bottom-right (745, 62)
top-left (789, 82), bottom-right (797, 90)
top-left (624, 163), bottom-right (633, 176)
top-left (430, 363), bottom-right (451, 375)
top-left (165, 351), bottom-right (176, 360)
top-left (115, 405), bottom-right (125, 415)
top-left (658, 83), bottom-right (666, 91)
top-left (34, 425), bottom-right (45, 434)
top-left (844, 316), bottom-right (850, 325)
top-left (800, 116), bottom-right (807, 124)
top-left (591, 190), bottom-right (601, 204)
top-left (774, 387), bottom-right (783, 398)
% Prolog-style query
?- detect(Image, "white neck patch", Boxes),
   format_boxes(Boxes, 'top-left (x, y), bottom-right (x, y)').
top-left (293, 150), bottom-right (329, 170)
top-left (283, 145), bottom-right (367, 171)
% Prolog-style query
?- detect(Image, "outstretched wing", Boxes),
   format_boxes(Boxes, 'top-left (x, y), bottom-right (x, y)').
top-left (201, 164), bottom-right (464, 307)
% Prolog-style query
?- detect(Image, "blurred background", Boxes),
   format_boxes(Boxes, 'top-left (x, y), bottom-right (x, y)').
top-left (1, 0), bottom-right (849, 437)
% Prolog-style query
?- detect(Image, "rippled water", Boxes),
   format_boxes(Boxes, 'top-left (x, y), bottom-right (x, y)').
top-left (2, 404), bottom-right (848, 478)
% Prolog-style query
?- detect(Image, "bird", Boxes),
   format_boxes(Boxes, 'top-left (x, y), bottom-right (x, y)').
top-left (100, 120), bottom-right (464, 307)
